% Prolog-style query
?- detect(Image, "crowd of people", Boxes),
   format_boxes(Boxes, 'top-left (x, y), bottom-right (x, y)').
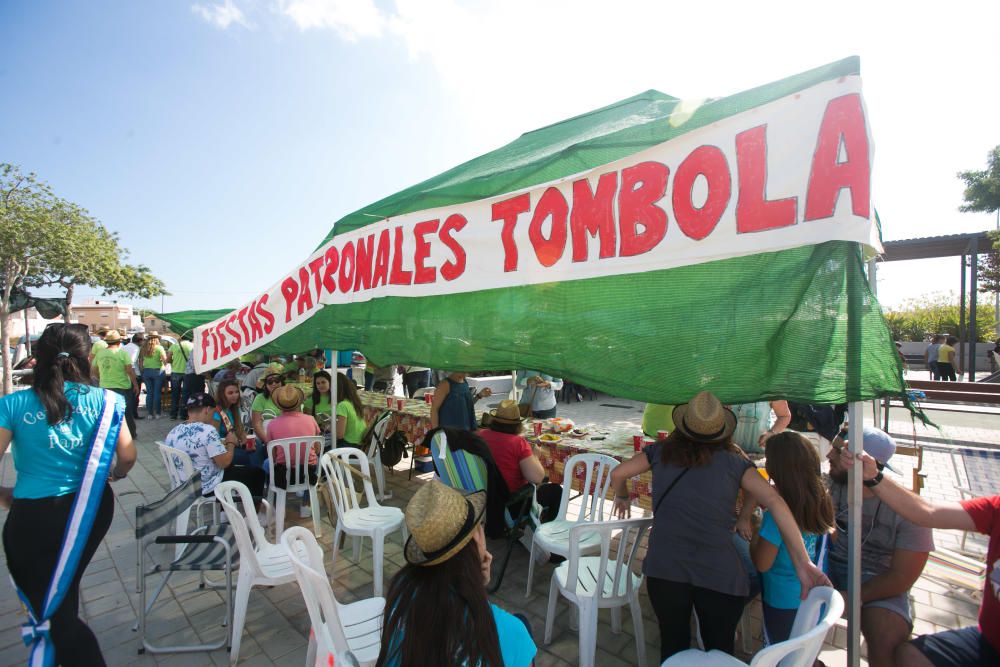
top-left (2, 331), bottom-right (997, 667)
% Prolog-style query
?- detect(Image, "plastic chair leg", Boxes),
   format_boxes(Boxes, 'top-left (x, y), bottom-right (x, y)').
top-left (543, 574), bottom-right (559, 645)
top-left (308, 486), bottom-right (322, 537)
top-left (578, 598), bottom-right (599, 667)
top-left (274, 490), bottom-right (286, 542)
top-left (630, 593), bottom-right (647, 667)
top-left (611, 606), bottom-right (622, 633)
top-left (372, 530), bottom-right (385, 598)
top-left (526, 541), bottom-right (538, 597)
top-left (330, 524), bottom-right (342, 570)
top-left (229, 570), bottom-right (253, 664)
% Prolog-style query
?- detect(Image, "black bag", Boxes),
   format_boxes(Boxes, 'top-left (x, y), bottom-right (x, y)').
top-left (379, 430), bottom-right (409, 468)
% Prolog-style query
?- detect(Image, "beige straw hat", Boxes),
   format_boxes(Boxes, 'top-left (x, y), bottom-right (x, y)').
top-left (272, 385), bottom-right (304, 411)
top-left (671, 391), bottom-right (737, 444)
top-left (103, 330), bottom-right (122, 344)
top-left (488, 399), bottom-right (523, 425)
top-left (404, 480), bottom-right (487, 567)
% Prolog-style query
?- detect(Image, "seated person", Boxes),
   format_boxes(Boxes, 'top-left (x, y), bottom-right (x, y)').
top-left (334, 372), bottom-right (366, 449)
top-left (477, 400), bottom-right (561, 523)
top-left (377, 480), bottom-right (536, 667)
top-left (826, 427), bottom-right (934, 666)
top-left (641, 402), bottom-right (676, 439)
top-left (840, 448), bottom-right (1000, 667)
top-left (265, 385), bottom-right (321, 478)
top-left (165, 393), bottom-right (266, 514)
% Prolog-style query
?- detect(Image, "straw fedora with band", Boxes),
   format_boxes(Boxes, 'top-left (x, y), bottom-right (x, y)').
top-left (272, 385), bottom-right (304, 411)
top-left (146, 331), bottom-right (160, 339)
top-left (103, 330), bottom-right (122, 344)
top-left (671, 391), bottom-right (737, 444)
top-left (489, 399), bottom-right (523, 425)
top-left (404, 480), bottom-right (487, 567)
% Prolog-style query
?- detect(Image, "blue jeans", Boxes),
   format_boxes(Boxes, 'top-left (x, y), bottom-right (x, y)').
top-left (169, 373), bottom-right (185, 418)
top-left (142, 368), bottom-right (164, 416)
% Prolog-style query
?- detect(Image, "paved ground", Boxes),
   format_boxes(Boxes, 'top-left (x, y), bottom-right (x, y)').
top-left (0, 389), bottom-right (994, 666)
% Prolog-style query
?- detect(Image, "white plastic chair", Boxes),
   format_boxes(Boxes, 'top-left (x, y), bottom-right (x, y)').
top-left (365, 411), bottom-right (393, 500)
top-left (267, 436), bottom-right (324, 539)
top-left (281, 526), bottom-right (384, 667)
top-left (320, 448), bottom-right (406, 597)
top-left (544, 518), bottom-right (651, 667)
top-left (526, 452), bottom-right (618, 596)
top-left (157, 442), bottom-right (220, 554)
top-left (661, 586), bottom-right (844, 667)
top-left (411, 386), bottom-right (433, 398)
top-left (214, 481), bottom-right (300, 665)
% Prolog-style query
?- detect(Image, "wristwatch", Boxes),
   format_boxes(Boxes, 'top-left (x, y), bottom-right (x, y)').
top-left (863, 470), bottom-right (883, 488)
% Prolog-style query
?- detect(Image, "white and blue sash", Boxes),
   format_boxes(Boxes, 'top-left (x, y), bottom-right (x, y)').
top-left (14, 388), bottom-right (123, 667)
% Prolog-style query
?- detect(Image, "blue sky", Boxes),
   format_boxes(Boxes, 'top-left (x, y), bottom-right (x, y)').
top-left (4, 1), bottom-right (999, 313)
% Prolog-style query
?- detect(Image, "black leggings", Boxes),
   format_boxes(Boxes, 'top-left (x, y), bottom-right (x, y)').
top-left (3, 485), bottom-right (115, 667)
top-left (938, 362), bottom-right (957, 381)
top-left (205, 465), bottom-right (267, 499)
top-left (646, 577), bottom-right (746, 661)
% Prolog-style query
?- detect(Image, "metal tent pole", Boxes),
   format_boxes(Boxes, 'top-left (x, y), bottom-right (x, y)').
top-left (846, 403), bottom-right (864, 667)
top-left (969, 237), bottom-right (979, 381)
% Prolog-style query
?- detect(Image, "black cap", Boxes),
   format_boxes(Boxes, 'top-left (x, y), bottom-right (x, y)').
top-left (186, 393), bottom-right (216, 409)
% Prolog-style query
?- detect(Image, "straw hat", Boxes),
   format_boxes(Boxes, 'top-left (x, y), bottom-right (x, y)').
top-left (671, 391), bottom-right (737, 444)
top-left (489, 399), bottom-right (523, 425)
top-left (103, 330), bottom-right (122, 344)
top-left (404, 480), bottom-right (486, 567)
top-left (272, 385), bottom-right (303, 411)
top-left (146, 331), bottom-right (160, 340)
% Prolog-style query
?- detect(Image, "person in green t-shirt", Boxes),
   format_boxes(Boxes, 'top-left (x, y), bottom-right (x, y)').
top-left (93, 330), bottom-right (139, 438)
top-left (304, 370), bottom-right (333, 435)
top-left (167, 337), bottom-right (194, 420)
top-left (335, 372), bottom-right (367, 447)
top-left (138, 332), bottom-right (168, 419)
top-left (251, 372), bottom-right (284, 447)
top-left (642, 403), bottom-right (676, 438)
top-left (88, 327), bottom-right (110, 372)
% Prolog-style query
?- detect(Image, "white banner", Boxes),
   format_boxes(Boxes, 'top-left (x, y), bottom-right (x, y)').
top-left (195, 76), bottom-right (873, 371)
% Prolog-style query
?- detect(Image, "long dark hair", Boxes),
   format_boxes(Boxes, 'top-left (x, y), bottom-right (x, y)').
top-left (764, 432), bottom-right (834, 534)
top-left (375, 540), bottom-right (502, 667)
top-left (336, 372), bottom-right (363, 417)
top-left (214, 379), bottom-right (246, 441)
top-left (309, 370), bottom-right (332, 416)
top-left (32, 323), bottom-right (93, 425)
top-left (660, 430), bottom-right (745, 468)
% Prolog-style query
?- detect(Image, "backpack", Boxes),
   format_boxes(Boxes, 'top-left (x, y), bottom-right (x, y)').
top-left (379, 430), bottom-right (409, 468)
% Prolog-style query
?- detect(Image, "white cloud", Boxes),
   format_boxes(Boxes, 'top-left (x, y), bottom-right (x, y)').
top-left (192, 0), bottom-right (252, 30)
top-left (279, 0), bottom-right (384, 40)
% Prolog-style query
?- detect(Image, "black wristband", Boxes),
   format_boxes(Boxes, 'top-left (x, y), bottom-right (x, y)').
top-left (863, 470), bottom-right (883, 488)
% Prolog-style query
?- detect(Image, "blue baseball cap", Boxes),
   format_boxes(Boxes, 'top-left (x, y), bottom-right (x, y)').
top-left (861, 427), bottom-right (900, 474)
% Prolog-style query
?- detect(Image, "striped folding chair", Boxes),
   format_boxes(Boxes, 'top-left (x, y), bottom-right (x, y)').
top-left (135, 473), bottom-right (237, 655)
top-left (429, 429), bottom-right (537, 593)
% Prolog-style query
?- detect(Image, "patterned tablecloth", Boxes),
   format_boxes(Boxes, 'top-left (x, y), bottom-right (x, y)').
top-left (357, 390), bottom-right (655, 509)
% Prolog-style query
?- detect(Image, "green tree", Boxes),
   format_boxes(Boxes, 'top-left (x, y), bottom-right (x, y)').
top-left (0, 164), bottom-right (167, 394)
top-left (882, 292), bottom-right (996, 342)
top-left (957, 146), bottom-right (1000, 293)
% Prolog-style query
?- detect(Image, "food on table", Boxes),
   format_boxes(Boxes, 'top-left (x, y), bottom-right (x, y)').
top-left (539, 434), bottom-right (562, 443)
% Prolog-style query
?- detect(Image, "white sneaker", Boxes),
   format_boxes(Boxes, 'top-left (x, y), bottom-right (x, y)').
top-left (299, 505), bottom-right (312, 519)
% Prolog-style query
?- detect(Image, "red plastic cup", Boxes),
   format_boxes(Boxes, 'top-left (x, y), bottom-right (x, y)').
top-left (657, 430), bottom-right (668, 441)
top-left (533, 422), bottom-right (543, 437)
top-left (632, 435), bottom-right (643, 451)
top-left (424, 393), bottom-right (433, 404)
top-left (396, 398), bottom-right (405, 411)
top-left (386, 396), bottom-right (393, 408)
top-left (245, 435), bottom-right (256, 453)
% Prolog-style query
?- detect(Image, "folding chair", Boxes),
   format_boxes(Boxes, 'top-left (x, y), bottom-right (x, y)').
top-left (429, 430), bottom-right (536, 593)
top-left (135, 474), bottom-right (235, 655)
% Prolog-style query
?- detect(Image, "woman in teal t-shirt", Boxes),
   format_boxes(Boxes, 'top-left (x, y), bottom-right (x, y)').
top-left (0, 324), bottom-right (137, 664)
top-left (335, 373), bottom-right (366, 447)
top-left (750, 432), bottom-right (833, 644)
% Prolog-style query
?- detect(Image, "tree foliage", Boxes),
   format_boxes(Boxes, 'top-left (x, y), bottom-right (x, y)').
top-left (958, 146), bottom-right (1000, 295)
top-left (0, 163), bottom-right (167, 393)
top-left (882, 292), bottom-right (997, 342)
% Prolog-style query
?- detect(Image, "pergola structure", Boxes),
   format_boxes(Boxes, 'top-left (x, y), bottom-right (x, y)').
top-left (881, 231), bottom-right (994, 380)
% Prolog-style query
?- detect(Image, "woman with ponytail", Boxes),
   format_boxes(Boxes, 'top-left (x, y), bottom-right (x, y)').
top-left (0, 323), bottom-right (136, 666)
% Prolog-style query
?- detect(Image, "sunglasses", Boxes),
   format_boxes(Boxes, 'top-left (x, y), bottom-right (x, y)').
top-left (266, 378), bottom-right (282, 385)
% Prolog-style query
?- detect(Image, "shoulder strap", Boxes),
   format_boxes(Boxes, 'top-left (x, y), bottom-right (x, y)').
top-left (653, 467), bottom-right (691, 515)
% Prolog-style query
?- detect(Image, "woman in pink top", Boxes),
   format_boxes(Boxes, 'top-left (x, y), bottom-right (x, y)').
top-left (265, 385), bottom-right (321, 467)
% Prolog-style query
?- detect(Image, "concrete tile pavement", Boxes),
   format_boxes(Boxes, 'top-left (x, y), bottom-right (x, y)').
top-left (0, 391), bottom-right (995, 666)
